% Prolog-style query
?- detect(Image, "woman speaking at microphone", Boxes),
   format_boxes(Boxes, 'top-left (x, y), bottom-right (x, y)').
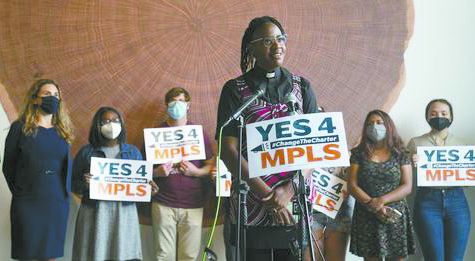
top-left (71, 106), bottom-right (149, 261)
top-left (408, 99), bottom-right (471, 261)
top-left (216, 16), bottom-right (318, 260)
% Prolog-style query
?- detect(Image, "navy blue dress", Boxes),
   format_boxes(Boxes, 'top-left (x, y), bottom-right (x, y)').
top-left (2, 121), bottom-right (71, 259)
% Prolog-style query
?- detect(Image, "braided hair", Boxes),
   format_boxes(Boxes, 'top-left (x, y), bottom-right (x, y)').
top-left (240, 16), bottom-right (286, 74)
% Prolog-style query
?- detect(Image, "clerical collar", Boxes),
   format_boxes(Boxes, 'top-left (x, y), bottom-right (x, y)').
top-left (266, 72), bottom-right (275, 79)
top-left (250, 66), bottom-right (281, 80)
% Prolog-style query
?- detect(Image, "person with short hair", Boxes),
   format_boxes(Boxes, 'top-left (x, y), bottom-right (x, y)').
top-left (3, 79), bottom-right (74, 261)
top-left (149, 87), bottom-right (215, 261)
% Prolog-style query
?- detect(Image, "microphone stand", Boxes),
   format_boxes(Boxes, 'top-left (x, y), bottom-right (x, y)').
top-left (301, 170), bottom-right (315, 261)
top-left (235, 115), bottom-right (248, 261)
top-left (221, 88), bottom-right (264, 261)
top-left (291, 170), bottom-right (315, 261)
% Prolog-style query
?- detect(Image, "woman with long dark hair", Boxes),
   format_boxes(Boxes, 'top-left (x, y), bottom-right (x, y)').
top-left (348, 110), bottom-right (415, 260)
top-left (216, 16), bottom-right (318, 260)
top-left (3, 79), bottom-right (73, 261)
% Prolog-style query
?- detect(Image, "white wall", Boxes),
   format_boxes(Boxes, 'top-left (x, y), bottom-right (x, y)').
top-left (391, 0), bottom-right (475, 260)
top-left (0, 99), bottom-right (12, 260)
top-left (2, 0), bottom-right (475, 260)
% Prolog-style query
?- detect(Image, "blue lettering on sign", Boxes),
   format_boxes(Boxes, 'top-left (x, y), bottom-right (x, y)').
top-left (151, 129), bottom-right (186, 142)
top-left (424, 150), bottom-right (435, 162)
top-left (256, 125), bottom-right (273, 142)
top-left (448, 150), bottom-right (459, 161)
top-left (293, 119), bottom-right (311, 136)
top-left (174, 129), bottom-right (184, 140)
top-left (121, 163), bottom-right (132, 176)
top-left (464, 150), bottom-right (475, 161)
top-left (426, 149), bottom-right (460, 162)
top-left (98, 162), bottom-right (108, 174)
top-left (110, 163), bottom-right (120, 175)
top-left (275, 121), bottom-right (291, 139)
top-left (318, 174), bottom-right (330, 187)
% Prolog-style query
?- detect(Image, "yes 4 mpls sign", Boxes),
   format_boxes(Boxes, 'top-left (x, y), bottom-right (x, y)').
top-left (90, 157), bottom-right (153, 202)
top-left (309, 168), bottom-right (347, 219)
top-left (417, 146), bottom-right (475, 186)
top-left (246, 112), bottom-right (350, 178)
top-left (144, 125), bottom-right (206, 164)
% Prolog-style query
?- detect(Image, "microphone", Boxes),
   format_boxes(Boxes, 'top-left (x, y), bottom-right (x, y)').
top-left (222, 88), bottom-right (265, 127)
top-left (284, 93), bottom-right (298, 116)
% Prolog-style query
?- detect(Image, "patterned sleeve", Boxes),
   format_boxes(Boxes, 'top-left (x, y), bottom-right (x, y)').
top-left (350, 149), bottom-right (360, 164)
top-left (400, 151), bottom-right (411, 166)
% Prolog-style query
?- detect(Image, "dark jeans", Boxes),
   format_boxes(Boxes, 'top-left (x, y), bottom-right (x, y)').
top-left (413, 187), bottom-right (471, 261)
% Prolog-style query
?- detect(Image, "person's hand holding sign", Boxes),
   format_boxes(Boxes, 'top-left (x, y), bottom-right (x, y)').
top-left (180, 161), bottom-right (201, 176)
top-left (84, 173), bottom-right (93, 187)
top-left (181, 157), bottom-right (216, 178)
top-left (155, 162), bottom-right (173, 177)
top-left (262, 182), bottom-right (295, 225)
top-left (411, 154), bottom-right (419, 167)
top-left (149, 180), bottom-right (159, 196)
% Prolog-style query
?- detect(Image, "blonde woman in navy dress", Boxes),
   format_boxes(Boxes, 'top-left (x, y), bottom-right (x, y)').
top-left (3, 79), bottom-right (73, 261)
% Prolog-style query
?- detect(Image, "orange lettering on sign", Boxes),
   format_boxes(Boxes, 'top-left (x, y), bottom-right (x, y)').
top-left (287, 147), bottom-right (305, 164)
top-left (114, 184), bottom-right (125, 194)
top-left (323, 144), bottom-right (341, 160)
top-left (170, 148), bottom-right (181, 158)
top-left (155, 149), bottom-right (169, 159)
top-left (225, 180), bottom-right (232, 191)
top-left (443, 169), bottom-right (454, 181)
top-left (306, 146), bottom-right (322, 162)
top-left (261, 149), bottom-right (285, 168)
top-left (426, 170), bottom-right (441, 181)
top-left (191, 145), bottom-right (201, 155)
top-left (136, 184), bottom-right (147, 196)
top-left (98, 183), bottom-right (112, 194)
top-left (467, 169), bottom-right (475, 180)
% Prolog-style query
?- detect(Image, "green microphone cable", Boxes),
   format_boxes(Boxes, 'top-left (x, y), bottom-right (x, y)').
top-left (201, 126), bottom-right (224, 261)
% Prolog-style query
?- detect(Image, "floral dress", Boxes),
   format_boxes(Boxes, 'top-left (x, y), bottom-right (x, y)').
top-left (349, 149), bottom-right (416, 257)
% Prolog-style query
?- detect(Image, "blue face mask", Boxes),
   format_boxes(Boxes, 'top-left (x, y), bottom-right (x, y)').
top-left (40, 96), bottom-right (60, 115)
top-left (167, 101), bottom-right (188, 120)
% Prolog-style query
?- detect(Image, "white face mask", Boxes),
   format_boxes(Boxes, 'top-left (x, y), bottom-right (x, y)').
top-left (101, 122), bottom-right (122, 140)
top-left (167, 101), bottom-right (188, 120)
top-left (366, 124), bottom-right (387, 142)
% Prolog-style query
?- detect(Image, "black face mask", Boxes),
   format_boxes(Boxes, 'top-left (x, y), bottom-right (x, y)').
top-left (40, 96), bottom-right (60, 115)
top-left (428, 117), bottom-right (451, 131)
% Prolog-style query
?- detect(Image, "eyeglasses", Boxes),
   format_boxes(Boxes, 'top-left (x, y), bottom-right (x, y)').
top-left (100, 119), bottom-right (121, 125)
top-left (250, 34), bottom-right (287, 48)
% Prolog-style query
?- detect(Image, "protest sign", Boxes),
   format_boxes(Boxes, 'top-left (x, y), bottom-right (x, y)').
top-left (246, 112), bottom-right (350, 178)
top-left (417, 146), bottom-right (475, 186)
top-left (215, 159), bottom-right (232, 197)
top-left (89, 157), bottom-right (153, 202)
top-left (144, 125), bottom-right (206, 164)
top-left (309, 168), bottom-right (347, 219)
